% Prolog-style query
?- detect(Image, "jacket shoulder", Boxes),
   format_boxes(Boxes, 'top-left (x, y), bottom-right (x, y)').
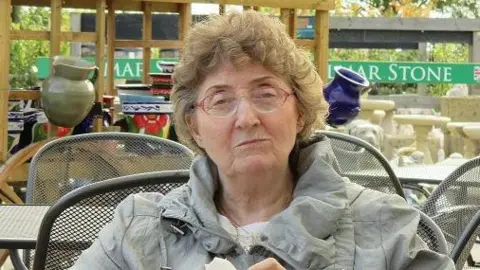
top-left (346, 183), bottom-right (411, 222)
top-left (112, 184), bottom-right (189, 219)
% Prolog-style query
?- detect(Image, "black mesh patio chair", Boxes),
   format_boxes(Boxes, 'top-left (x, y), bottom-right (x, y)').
top-left (450, 210), bottom-right (480, 269)
top-left (32, 170), bottom-right (189, 270)
top-left (319, 130), bottom-right (405, 197)
top-left (319, 130), bottom-right (448, 254)
top-left (421, 156), bottom-right (480, 269)
top-left (11, 132), bottom-right (194, 269)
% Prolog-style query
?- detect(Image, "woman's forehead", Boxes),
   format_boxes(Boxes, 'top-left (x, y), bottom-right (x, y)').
top-left (198, 62), bottom-right (287, 94)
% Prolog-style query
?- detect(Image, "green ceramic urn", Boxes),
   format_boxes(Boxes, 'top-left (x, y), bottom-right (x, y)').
top-left (41, 56), bottom-right (98, 127)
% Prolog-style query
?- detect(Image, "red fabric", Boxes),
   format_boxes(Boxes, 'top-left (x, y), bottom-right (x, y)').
top-left (133, 114), bottom-right (168, 134)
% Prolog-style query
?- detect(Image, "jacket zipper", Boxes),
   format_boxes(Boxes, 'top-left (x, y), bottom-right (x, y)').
top-left (162, 212), bottom-right (304, 268)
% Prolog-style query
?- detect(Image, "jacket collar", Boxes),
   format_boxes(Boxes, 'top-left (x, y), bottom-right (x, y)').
top-left (161, 135), bottom-right (351, 268)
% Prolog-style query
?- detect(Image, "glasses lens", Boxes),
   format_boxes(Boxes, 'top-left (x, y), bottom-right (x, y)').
top-left (251, 87), bottom-right (283, 113)
top-left (202, 87), bottom-right (287, 116)
top-left (204, 92), bottom-right (238, 116)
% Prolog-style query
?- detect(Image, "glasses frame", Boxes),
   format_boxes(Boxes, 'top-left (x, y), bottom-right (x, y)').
top-left (193, 86), bottom-right (295, 117)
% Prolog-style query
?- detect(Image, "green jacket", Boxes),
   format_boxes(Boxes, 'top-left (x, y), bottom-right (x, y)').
top-left (72, 137), bottom-right (455, 270)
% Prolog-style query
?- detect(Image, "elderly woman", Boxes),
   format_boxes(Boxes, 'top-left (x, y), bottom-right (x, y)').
top-left (72, 11), bottom-right (454, 270)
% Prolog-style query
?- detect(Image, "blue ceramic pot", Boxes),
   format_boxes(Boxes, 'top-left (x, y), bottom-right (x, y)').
top-left (323, 67), bottom-right (370, 127)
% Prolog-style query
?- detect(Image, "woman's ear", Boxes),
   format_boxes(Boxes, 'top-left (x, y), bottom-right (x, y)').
top-left (296, 112), bottom-right (305, 133)
top-left (185, 114), bottom-right (203, 148)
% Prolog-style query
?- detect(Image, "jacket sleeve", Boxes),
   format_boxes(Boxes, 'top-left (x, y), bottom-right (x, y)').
top-left (352, 190), bottom-right (455, 270)
top-left (69, 195), bottom-right (136, 270)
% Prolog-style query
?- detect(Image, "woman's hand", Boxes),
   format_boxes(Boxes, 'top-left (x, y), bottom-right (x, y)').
top-left (248, 258), bottom-right (286, 270)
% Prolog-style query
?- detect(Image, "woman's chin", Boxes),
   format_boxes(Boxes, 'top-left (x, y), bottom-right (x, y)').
top-left (234, 155), bottom-right (276, 172)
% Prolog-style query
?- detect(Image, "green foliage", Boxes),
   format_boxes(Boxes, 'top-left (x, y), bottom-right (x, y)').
top-left (436, 0), bottom-right (480, 18)
top-left (428, 43), bottom-right (469, 96)
top-left (10, 7), bottom-right (70, 89)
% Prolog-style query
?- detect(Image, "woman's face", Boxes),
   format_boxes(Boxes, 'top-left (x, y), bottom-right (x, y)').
top-left (187, 61), bottom-right (304, 177)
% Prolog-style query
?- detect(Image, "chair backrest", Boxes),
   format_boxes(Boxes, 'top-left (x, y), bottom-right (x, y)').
top-left (421, 156), bottom-right (480, 258)
top-left (26, 132), bottom-right (194, 204)
top-left (417, 211), bottom-right (449, 255)
top-left (319, 131), bottom-right (448, 254)
top-left (33, 170), bottom-right (190, 270)
top-left (319, 130), bottom-right (405, 198)
top-left (450, 210), bottom-right (480, 269)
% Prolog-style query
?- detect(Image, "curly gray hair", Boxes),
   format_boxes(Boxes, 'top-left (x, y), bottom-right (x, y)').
top-left (171, 10), bottom-right (328, 154)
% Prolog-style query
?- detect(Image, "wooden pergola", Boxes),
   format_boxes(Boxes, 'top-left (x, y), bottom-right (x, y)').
top-left (0, 0), bottom-right (334, 162)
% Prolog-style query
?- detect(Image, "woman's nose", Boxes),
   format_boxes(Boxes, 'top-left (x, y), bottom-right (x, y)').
top-left (234, 98), bottom-right (260, 129)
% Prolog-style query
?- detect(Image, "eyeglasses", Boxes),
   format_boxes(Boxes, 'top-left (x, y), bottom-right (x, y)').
top-left (194, 86), bottom-right (295, 117)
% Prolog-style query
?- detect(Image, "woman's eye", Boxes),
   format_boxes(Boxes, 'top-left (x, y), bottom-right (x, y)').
top-left (253, 87), bottom-right (278, 98)
top-left (209, 94), bottom-right (235, 106)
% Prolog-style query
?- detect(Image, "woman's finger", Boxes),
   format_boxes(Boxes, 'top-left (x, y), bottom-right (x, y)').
top-left (248, 258), bottom-right (285, 270)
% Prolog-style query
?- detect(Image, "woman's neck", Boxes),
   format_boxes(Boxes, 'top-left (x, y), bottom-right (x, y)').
top-left (215, 166), bottom-right (294, 227)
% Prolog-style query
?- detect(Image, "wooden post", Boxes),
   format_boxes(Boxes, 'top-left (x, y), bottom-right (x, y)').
top-left (314, 10), bottom-right (329, 83)
top-left (107, 0), bottom-right (116, 96)
top-left (179, 3), bottom-right (191, 41)
top-left (469, 32), bottom-right (480, 95)
top-left (142, 2), bottom-right (152, 84)
top-left (243, 6), bottom-right (258, 11)
top-left (219, 4), bottom-right (226, 15)
top-left (0, 0), bottom-right (11, 163)
top-left (417, 42), bottom-right (428, 95)
top-left (48, 0), bottom-right (62, 138)
top-left (280, 8), bottom-right (297, 38)
top-left (95, 0), bottom-right (107, 132)
top-left (50, 0), bottom-right (62, 57)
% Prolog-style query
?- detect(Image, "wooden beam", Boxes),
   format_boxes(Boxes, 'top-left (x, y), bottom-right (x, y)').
top-left (115, 40), bottom-right (183, 48)
top-left (314, 10), bottom-right (329, 83)
top-left (8, 90), bottom-right (41, 100)
top-left (61, 32), bottom-right (97, 42)
top-left (11, 31), bottom-right (97, 42)
top-left (143, 2), bottom-right (153, 84)
top-left (329, 17), bottom-right (480, 32)
top-left (0, 0), bottom-right (11, 163)
top-left (11, 30), bottom-right (49, 40)
top-left (95, 0), bottom-right (107, 132)
top-left (12, 0), bottom-right (179, 12)
top-left (130, 0), bottom-right (334, 10)
top-left (280, 8), bottom-right (297, 38)
top-left (107, 0), bottom-right (116, 96)
top-left (294, 39), bottom-right (314, 49)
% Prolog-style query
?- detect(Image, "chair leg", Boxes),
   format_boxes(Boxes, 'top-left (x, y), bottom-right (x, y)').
top-left (0, 249), bottom-right (9, 266)
top-left (0, 183), bottom-right (24, 204)
top-left (467, 254), bottom-right (475, 266)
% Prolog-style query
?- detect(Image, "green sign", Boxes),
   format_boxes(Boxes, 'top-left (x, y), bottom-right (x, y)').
top-left (36, 57), bottom-right (480, 84)
top-left (35, 57), bottom-right (180, 80)
top-left (328, 61), bottom-right (480, 84)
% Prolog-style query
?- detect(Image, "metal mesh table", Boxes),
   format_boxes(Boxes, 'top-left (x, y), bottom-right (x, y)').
top-left (393, 165), bottom-right (460, 185)
top-left (0, 205), bottom-right (49, 249)
top-left (344, 165), bottom-right (460, 186)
